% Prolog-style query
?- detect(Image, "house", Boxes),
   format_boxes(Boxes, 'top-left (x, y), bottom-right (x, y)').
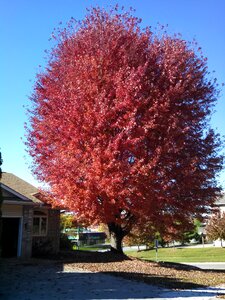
top-left (215, 194), bottom-right (225, 214)
top-left (213, 194), bottom-right (225, 247)
top-left (0, 172), bottom-right (60, 258)
top-left (198, 194), bottom-right (225, 246)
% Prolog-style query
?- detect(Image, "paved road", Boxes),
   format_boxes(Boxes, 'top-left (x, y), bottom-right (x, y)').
top-left (0, 259), bottom-right (225, 300)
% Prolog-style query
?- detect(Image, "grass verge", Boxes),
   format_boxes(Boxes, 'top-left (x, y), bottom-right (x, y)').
top-left (126, 246), bottom-right (225, 263)
top-left (73, 244), bottom-right (110, 251)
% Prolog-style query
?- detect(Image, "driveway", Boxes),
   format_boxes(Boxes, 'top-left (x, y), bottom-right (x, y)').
top-left (0, 259), bottom-right (224, 300)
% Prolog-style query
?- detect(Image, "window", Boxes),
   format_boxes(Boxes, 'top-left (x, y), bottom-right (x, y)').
top-left (33, 211), bottom-right (48, 236)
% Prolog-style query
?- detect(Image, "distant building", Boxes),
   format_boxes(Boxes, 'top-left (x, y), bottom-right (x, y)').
top-left (213, 194), bottom-right (225, 247)
top-left (215, 194), bottom-right (225, 214)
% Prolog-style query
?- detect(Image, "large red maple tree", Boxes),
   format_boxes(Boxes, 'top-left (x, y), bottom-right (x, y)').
top-left (26, 7), bottom-right (223, 253)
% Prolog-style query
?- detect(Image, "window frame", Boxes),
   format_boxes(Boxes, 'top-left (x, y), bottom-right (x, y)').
top-left (32, 210), bottom-right (48, 237)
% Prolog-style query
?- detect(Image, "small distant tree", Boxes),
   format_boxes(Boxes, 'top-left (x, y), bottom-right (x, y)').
top-left (60, 213), bottom-right (90, 233)
top-left (206, 212), bottom-right (225, 247)
top-left (124, 220), bottom-right (157, 249)
top-left (172, 219), bottom-right (201, 245)
top-left (60, 214), bottom-right (77, 232)
top-left (125, 217), bottom-right (201, 248)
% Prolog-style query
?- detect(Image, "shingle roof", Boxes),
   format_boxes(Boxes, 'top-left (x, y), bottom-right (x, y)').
top-left (0, 172), bottom-right (43, 204)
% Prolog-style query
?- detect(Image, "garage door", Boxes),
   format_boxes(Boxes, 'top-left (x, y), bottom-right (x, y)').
top-left (2, 218), bottom-right (20, 257)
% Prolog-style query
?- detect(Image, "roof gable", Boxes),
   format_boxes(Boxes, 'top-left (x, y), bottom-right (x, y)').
top-left (0, 173), bottom-right (43, 204)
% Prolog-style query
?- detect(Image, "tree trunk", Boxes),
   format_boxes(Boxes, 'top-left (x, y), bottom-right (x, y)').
top-left (108, 222), bottom-right (125, 254)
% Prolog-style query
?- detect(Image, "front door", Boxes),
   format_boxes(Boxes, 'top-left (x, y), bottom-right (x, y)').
top-left (2, 218), bottom-right (20, 257)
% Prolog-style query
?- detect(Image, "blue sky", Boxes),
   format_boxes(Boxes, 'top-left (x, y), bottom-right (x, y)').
top-left (1, 0), bottom-right (225, 187)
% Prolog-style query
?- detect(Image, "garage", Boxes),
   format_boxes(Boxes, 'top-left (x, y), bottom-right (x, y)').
top-left (2, 217), bottom-right (21, 257)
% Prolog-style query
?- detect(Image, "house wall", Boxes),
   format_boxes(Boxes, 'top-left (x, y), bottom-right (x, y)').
top-left (1, 204), bottom-right (34, 258)
top-left (48, 209), bottom-right (60, 253)
top-left (213, 205), bottom-right (225, 247)
top-left (21, 206), bottom-right (34, 258)
top-left (2, 202), bottom-right (60, 258)
top-left (32, 209), bottom-right (60, 256)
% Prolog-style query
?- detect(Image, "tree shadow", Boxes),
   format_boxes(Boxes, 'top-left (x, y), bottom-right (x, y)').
top-left (125, 255), bottom-right (225, 273)
top-left (35, 249), bottom-right (131, 263)
top-left (34, 251), bottom-right (225, 287)
top-left (103, 270), bottom-right (204, 289)
top-left (157, 261), bottom-right (205, 271)
top-left (157, 260), bottom-right (225, 273)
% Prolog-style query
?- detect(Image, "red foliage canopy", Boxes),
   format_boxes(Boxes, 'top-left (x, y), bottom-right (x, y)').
top-left (26, 7), bottom-right (223, 236)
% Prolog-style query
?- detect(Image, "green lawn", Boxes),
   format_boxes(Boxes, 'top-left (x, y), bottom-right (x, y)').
top-left (127, 246), bottom-right (225, 263)
top-left (73, 244), bottom-right (110, 251)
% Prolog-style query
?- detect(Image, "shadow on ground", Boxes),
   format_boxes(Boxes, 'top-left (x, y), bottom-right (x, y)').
top-left (34, 250), bottom-right (225, 288)
top-left (0, 258), bottom-right (225, 300)
top-left (157, 261), bottom-right (225, 273)
top-left (34, 249), bottom-right (131, 263)
top-left (1, 251), bottom-right (225, 299)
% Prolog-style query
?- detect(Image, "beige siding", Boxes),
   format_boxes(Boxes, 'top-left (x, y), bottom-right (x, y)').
top-left (2, 204), bottom-right (23, 217)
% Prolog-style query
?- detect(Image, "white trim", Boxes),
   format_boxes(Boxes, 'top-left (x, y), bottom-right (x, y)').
top-left (32, 211), bottom-right (48, 237)
top-left (17, 217), bottom-right (23, 257)
top-left (2, 213), bottom-right (22, 218)
top-left (3, 200), bottom-right (35, 205)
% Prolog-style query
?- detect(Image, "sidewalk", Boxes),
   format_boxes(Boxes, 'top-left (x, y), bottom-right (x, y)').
top-left (181, 262), bottom-right (225, 270)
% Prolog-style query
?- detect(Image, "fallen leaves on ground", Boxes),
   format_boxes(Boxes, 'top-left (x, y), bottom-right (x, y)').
top-left (61, 251), bottom-right (225, 289)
